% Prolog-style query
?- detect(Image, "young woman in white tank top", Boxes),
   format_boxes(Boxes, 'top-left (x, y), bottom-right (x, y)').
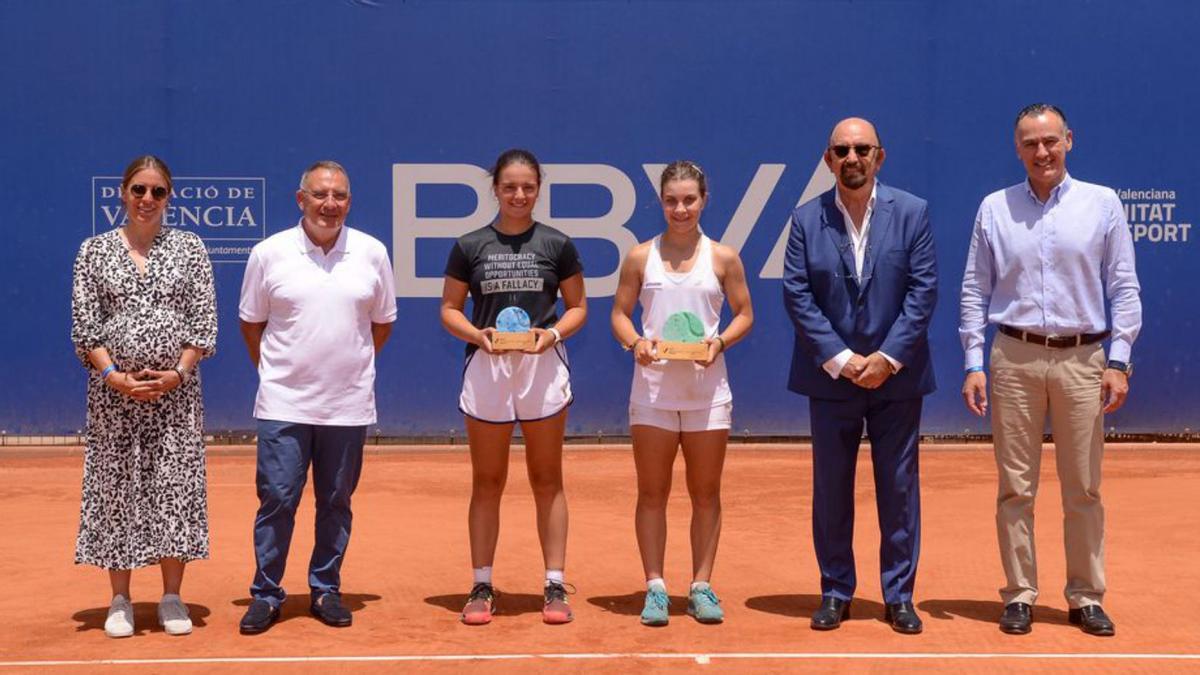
top-left (630, 233), bottom-right (731, 409)
top-left (611, 161), bottom-right (754, 626)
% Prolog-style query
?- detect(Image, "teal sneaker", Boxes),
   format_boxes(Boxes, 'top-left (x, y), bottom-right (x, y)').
top-left (640, 587), bottom-right (670, 626)
top-left (687, 586), bottom-right (724, 624)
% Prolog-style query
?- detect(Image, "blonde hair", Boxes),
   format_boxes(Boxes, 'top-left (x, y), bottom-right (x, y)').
top-left (121, 155), bottom-right (172, 192)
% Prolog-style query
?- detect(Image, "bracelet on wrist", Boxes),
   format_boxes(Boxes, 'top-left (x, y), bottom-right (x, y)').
top-left (548, 327), bottom-right (563, 344)
top-left (624, 337), bottom-right (646, 352)
top-left (173, 365), bottom-right (190, 384)
top-left (100, 364), bottom-right (117, 380)
top-left (715, 336), bottom-right (727, 353)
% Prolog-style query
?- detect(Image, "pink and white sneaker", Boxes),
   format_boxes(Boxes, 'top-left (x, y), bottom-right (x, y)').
top-left (542, 581), bottom-right (575, 625)
top-left (461, 583), bottom-right (496, 625)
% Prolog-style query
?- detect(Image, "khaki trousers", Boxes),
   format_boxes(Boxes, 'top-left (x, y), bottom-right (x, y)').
top-left (990, 333), bottom-right (1106, 608)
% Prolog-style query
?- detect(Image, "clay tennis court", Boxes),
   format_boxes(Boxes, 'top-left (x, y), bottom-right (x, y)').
top-left (2, 443), bottom-right (1198, 673)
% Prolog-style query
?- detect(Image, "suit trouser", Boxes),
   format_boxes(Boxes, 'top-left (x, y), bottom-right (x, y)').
top-left (810, 393), bottom-right (922, 605)
top-left (991, 334), bottom-right (1106, 608)
top-left (250, 420), bottom-right (366, 607)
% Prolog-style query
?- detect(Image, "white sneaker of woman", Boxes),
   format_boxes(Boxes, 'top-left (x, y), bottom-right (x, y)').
top-left (157, 594), bottom-right (193, 635)
top-left (104, 594), bottom-right (134, 638)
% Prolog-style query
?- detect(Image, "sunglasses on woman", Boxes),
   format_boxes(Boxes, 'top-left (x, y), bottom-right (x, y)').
top-left (128, 184), bottom-right (170, 200)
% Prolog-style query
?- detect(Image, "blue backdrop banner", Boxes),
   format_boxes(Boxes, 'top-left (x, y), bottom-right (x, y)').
top-left (2, 1), bottom-right (1195, 435)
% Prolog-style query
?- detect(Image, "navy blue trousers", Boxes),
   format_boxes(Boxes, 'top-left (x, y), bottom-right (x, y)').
top-left (810, 393), bottom-right (922, 605)
top-left (250, 420), bottom-right (366, 607)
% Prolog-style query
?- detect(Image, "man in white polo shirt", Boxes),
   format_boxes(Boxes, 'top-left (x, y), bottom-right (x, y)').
top-left (237, 160), bottom-right (396, 634)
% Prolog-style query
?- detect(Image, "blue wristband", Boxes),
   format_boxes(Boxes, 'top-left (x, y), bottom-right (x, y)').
top-left (100, 364), bottom-right (117, 380)
top-left (965, 366), bottom-right (984, 374)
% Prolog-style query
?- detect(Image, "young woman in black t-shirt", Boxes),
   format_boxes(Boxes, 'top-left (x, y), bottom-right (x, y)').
top-left (440, 149), bottom-right (587, 625)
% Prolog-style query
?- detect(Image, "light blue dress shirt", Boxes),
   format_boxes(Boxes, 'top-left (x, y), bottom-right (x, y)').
top-left (959, 173), bottom-right (1142, 369)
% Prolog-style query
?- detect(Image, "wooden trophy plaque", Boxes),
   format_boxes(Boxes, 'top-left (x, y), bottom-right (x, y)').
top-left (492, 331), bottom-right (536, 351)
top-left (657, 341), bottom-right (709, 360)
top-left (493, 306), bottom-right (536, 351)
top-left (657, 310), bottom-right (710, 361)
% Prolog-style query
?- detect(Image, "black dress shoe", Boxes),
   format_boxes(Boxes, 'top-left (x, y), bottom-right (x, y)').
top-left (999, 602), bottom-right (1032, 634)
top-left (1068, 605), bottom-right (1115, 636)
top-left (239, 599), bottom-right (280, 634)
top-left (311, 591), bottom-right (353, 627)
top-left (884, 601), bottom-right (923, 634)
top-left (810, 597), bottom-right (851, 630)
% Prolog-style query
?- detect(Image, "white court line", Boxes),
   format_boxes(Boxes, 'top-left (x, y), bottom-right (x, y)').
top-left (3, 652), bottom-right (1200, 667)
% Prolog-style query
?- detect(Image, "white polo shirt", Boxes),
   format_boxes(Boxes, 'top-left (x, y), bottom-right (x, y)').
top-left (239, 222), bottom-right (397, 426)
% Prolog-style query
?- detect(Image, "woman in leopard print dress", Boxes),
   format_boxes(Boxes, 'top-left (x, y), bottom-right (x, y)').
top-left (70, 155), bottom-right (217, 637)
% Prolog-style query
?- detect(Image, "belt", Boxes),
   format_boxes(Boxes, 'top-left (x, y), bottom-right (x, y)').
top-left (998, 325), bottom-right (1109, 348)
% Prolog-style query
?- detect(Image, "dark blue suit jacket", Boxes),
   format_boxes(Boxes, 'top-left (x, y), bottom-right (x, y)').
top-left (782, 183), bottom-right (937, 401)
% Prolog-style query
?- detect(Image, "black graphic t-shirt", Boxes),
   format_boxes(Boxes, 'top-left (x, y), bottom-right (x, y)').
top-left (445, 222), bottom-right (583, 353)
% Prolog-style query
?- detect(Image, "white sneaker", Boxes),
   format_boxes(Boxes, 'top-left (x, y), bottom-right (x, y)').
top-left (105, 594), bottom-right (134, 638)
top-left (157, 594), bottom-right (192, 636)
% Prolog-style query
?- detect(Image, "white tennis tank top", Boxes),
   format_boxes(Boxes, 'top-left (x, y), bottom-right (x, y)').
top-left (630, 234), bottom-right (732, 410)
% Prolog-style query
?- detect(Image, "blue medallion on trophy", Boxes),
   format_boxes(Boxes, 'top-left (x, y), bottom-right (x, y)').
top-left (493, 306), bottom-right (535, 351)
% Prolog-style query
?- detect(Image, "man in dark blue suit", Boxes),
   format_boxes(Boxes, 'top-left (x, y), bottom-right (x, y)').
top-left (782, 118), bottom-right (937, 634)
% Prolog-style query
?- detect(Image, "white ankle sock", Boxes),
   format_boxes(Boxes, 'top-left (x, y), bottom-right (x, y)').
top-left (473, 566), bottom-right (492, 585)
top-left (647, 578), bottom-right (667, 593)
top-left (690, 581), bottom-right (711, 592)
top-left (545, 569), bottom-right (564, 586)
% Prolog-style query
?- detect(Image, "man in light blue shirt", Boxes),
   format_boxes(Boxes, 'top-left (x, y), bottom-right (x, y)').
top-left (959, 104), bottom-right (1141, 638)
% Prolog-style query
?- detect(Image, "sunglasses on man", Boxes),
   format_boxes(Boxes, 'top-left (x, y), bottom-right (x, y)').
top-left (128, 184), bottom-right (170, 201)
top-left (829, 144), bottom-right (880, 159)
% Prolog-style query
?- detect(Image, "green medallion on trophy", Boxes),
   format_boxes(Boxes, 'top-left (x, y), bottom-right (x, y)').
top-left (657, 310), bottom-right (709, 360)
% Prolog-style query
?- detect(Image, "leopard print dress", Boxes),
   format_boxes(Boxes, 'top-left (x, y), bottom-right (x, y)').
top-left (70, 227), bottom-right (218, 569)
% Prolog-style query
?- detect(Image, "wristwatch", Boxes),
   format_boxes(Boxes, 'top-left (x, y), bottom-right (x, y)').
top-left (1105, 360), bottom-right (1133, 377)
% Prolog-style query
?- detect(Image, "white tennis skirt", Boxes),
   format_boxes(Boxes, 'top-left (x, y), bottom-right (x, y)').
top-left (459, 343), bottom-right (572, 424)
